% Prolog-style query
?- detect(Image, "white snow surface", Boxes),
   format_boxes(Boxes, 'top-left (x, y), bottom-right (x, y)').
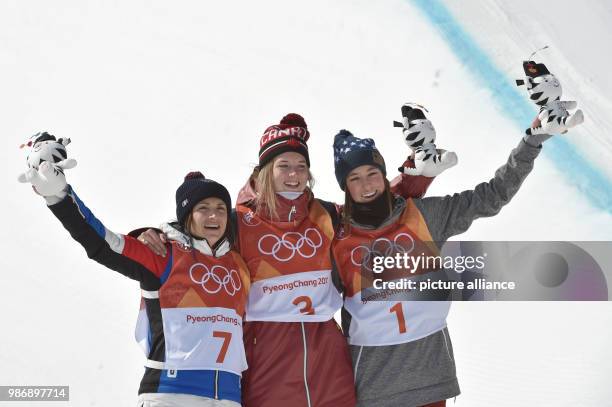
top-left (1, 1), bottom-right (611, 406)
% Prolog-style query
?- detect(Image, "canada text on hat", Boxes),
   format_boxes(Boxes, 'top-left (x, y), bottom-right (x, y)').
top-left (258, 113), bottom-right (311, 167)
top-left (260, 126), bottom-right (309, 148)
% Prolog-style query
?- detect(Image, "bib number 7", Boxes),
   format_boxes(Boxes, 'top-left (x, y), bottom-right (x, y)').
top-left (213, 331), bottom-right (232, 363)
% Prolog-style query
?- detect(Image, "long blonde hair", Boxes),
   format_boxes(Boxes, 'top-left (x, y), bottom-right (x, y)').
top-left (252, 160), bottom-right (315, 220)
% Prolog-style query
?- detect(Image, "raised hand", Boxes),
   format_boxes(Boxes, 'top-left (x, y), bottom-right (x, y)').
top-left (18, 132), bottom-right (76, 203)
top-left (19, 161), bottom-right (68, 203)
top-left (395, 103), bottom-right (457, 177)
top-left (138, 229), bottom-right (168, 257)
top-left (526, 102), bottom-right (584, 136)
top-left (516, 60), bottom-right (585, 138)
top-left (401, 149), bottom-right (458, 177)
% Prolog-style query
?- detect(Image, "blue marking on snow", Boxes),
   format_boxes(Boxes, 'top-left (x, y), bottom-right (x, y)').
top-left (410, 0), bottom-right (612, 213)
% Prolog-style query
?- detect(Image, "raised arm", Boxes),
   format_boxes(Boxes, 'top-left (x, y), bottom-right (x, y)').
top-left (390, 165), bottom-right (435, 199)
top-left (46, 186), bottom-right (169, 289)
top-left (414, 136), bottom-right (542, 246)
top-left (412, 59), bottom-right (585, 246)
top-left (19, 155), bottom-right (170, 290)
top-left (18, 134), bottom-right (170, 288)
top-left (390, 103), bottom-right (459, 199)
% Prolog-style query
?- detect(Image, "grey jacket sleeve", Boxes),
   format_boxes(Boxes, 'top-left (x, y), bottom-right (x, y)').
top-left (413, 138), bottom-right (542, 245)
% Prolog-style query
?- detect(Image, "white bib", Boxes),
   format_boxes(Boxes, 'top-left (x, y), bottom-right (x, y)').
top-left (136, 307), bottom-right (247, 375)
top-left (344, 294), bottom-right (450, 346)
top-left (246, 270), bottom-right (342, 322)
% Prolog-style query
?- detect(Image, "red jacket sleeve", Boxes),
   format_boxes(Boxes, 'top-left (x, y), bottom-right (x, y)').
top-left (122, 235), bottom-right (170, 279)
top-left (47, 187), bottom-right (170, 289)
top-left (390, 157), bottom-right (435, 198)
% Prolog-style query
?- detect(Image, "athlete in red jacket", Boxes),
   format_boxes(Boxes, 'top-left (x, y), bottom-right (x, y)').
top-left (138, 114), bottom-right (433, 407)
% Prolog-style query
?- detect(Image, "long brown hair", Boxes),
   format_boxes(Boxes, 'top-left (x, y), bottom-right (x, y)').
top-left (251, 159), bottom-right (315, 220)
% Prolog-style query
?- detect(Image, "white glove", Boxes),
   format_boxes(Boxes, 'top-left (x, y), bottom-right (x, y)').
top-left (18, 161), bottom-right (70, 205)
top-left (400, 149), bottom-right (458, 177)
top-left (526, 102), bottom-right (584, 136)
top-left (396, 103), bottom-right (458, 177)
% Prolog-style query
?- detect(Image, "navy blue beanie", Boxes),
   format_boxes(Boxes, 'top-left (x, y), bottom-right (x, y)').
top-left (333, 130), bottom-right (386, 191)
top-left (175, 172), bottom-right (232, 226)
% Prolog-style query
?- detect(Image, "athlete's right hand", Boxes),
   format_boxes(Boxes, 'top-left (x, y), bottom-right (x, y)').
top-left (138, 229), bottom-right (168, 257)
top-left (18, 161), bottom-right (69, 205)
top-left (400, 148), bottom-right (458, 177)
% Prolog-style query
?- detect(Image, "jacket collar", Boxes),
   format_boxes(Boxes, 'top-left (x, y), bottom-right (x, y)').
top-left (349, 195), bottom-right (406, 230)
top-left (267, 191), bottom-right (311, 223)
top-left (237, 174), bottom-right (312, 224)
top-left (160, 222), bottom-right (231, 257)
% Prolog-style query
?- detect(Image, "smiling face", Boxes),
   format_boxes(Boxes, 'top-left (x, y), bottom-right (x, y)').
top-left (272, 151), bottom-right (309, 193)
top-left (346, 165), bottom-right (386, 203)
top-left (188, 197), bottom-right (228, 246)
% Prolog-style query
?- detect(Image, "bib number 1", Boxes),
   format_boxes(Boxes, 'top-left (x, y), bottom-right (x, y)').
top-left (389, 302), bottom-right (407, 334)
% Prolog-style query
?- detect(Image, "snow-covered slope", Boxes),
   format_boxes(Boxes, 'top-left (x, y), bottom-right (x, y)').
top-left (444, 0), bottom-right (612, 184)
top-left (1, 1), bottom-right (610, 406)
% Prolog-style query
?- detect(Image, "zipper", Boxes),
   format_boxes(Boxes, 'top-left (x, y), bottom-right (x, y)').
top-left (300, 322), bottom-right (312, 407)
top-left (442, 328), bottom-right (453, 362)
top-left (288, 205), bottom-right (297, 222)
top-left (353, 345), bottom-right (364, 383)
top-left (214, 370), bottom-right (219, 399)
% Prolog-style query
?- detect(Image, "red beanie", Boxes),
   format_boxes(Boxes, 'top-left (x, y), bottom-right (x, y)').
top-left (258, 113), bottom-right (310, 167)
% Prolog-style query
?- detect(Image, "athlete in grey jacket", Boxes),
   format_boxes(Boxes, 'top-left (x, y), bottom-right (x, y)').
top-left (331, 112), bottom-right (571, 406)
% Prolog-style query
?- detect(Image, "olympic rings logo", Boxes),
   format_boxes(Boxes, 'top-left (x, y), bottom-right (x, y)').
top-left (258, 228), bottom-right (323, 262)
top-left (189, 263), bottom-right (242, 296)
top-left (350, 233), bottom-right (415, 272)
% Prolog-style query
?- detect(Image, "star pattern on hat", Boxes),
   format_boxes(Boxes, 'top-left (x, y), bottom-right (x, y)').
top-left (333, 130), bottom-right (386, 190)
top-left (333, 132), bottom-right (379, 163)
